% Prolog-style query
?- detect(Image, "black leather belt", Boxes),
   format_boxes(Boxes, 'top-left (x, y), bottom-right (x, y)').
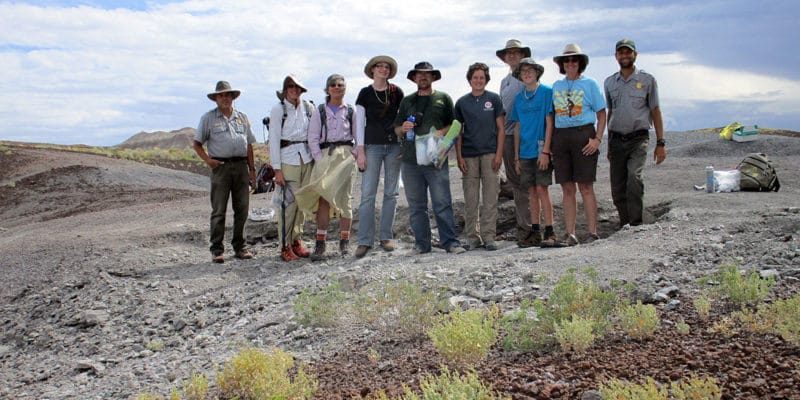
top-left (611, 129), bottom-right (649, 142)
top-left (319, 140), bottom-right (354, 149)
top-left (280, 140), bottom-right (307, 148)
top-left (555, 123), bottom-right (594, 133)
top-left (211, 156), bottom-right (247, 162)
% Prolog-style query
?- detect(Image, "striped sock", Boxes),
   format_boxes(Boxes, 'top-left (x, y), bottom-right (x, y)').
top-left (316, 229), bottom-right (327, 242)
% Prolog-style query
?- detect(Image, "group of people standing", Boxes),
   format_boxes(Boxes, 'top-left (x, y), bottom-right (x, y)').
top-left (191, 37), bottom-right (666, 263)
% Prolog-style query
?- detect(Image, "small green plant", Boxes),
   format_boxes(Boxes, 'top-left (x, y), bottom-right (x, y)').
top-left (600, 376), bottom-right (667, 399)
top-left (671, 373), bottom-right (722, 399)
top-left (675, 320), bottom-right (690, 335)
top-left (293, 280), bottom-right (348, 328)
top-left (709, 265), bottom-right (774, 308)
top-left (600, 374), bottom-right (721, 400)
top-left (181, 372), bottom-right (209, 400)
top-left (146, 338), bottom-right (165, 351)
top-left (355, 280), bottom-right (444, 338)
top-left (554, 315), bottom-right (596, 353)
top-left (216, 347), bottom-right (317, 399)
top-left (428, 306), bottom-right (499, 367)
top-left (367, 347), bottom-right (381, 364)
top-left (499, 299), bottom-right (540, 352)
top-left (372, 366), bottom-right (508, 400)
top-left (693, 293), bottom-right (712, 320)
top-left (135, 394), bottom-right (163, 400)
top-left (707, 316), bottom-right (737, 338)
top-left (771, 294), bottom-right (800, 345)
top-left (617, 301), bottom-right (659, 340)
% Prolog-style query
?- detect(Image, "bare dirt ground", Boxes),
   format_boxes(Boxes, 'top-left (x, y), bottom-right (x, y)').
top-left (1, 131), bottom-right (799, 399)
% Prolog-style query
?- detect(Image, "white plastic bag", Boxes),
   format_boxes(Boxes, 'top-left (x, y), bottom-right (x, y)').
top-left (714, 170), bottom-right (740, 192)
top-left (415, 132), bottom-right (436, 166)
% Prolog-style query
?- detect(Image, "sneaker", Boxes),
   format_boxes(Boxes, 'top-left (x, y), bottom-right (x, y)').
top-left (519, 231), bottom-right (542, 248)
top-left (292, 240), bottom-right (310, 258)
top-left (561, 233), bottom-right (579, 247)
top-left (484, 242), bottom-right (498, 251)
top-left (339, 239), bottom-right (350, 255)
top-left (354, 245), bottom-right (371, 258)
top-left (212, 253), bottom-right (225, 263)
top-left (467, 240), bottom-right (484, 250)
top-left (311, 240), bottom-right (326, 261)
top-left (447, 245), bottom-right (466, 254)
top-left (234, 249), bottom-right (253, 260)
top-left (281, 245), bottom-right (299, 262)
top-left (379, 240), bottom-right (395, 252)
top-left (586, 232), bottom-right (600, 243)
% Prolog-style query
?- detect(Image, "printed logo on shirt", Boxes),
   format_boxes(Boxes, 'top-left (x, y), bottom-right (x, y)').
top-left (483, 101), bottom-right (494, 111)
top-left (554, 89), bottom-right (584, 117)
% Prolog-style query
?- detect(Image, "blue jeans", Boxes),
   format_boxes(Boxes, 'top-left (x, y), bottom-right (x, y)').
top-left (357, 144), bottom-right (402, 246)
top-left (401, 161), bottom-right (461, 252)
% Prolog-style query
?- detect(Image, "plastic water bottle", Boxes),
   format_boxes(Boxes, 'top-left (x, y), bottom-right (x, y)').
top-left (705, 166), bottom-right (715, 193)
top-left (405, 115), bottom-right (416, 142)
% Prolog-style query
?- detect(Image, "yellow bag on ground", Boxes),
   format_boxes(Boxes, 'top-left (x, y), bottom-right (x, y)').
top-left (719, 121), bottom-right (742, 140)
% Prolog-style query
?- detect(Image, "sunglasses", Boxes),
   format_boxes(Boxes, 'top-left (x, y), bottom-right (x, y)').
top-left (217, 92), bottom-right (235, 98)
top-left (328, 83), bottom-right (346, 88)
top-left (562, 56), bottom-right (581, 64)
top-left (285, 84), bottom-right (299, 89)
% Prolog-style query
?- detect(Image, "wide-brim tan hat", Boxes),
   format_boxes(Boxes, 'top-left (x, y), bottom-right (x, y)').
top-left (364, 55), bottom-right (397, 79)
top-left (207, 80), bottom-right (241, 101)
top-left (496, 39), bottom-right (532, 61)
top-left (282, 75), bottom-right (308, 93)
top-left (406, 61), bottom-right (441, 82)
top-left (553, 43), bottom-right (589, 74)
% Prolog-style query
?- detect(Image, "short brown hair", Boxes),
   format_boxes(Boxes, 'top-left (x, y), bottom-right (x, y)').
top-left (466, 62), bottom-right (490, 83)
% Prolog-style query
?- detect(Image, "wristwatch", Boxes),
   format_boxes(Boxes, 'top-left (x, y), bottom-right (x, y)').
top-left (656, 138), bottom-right (666, 147)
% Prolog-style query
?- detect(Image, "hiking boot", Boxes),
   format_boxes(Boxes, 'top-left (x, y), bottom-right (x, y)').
top-left (281, 245), bottom-right (299, 262)
top-left (212, 252), bottom-right (225, 263)
top-left (484, 241), bottom-right (498, 251)
top-left (585, 232), bottom-right (601, 243)
top-left (561, 233), bottom-right (579, 247)
top-left (466, 240), bottom-right (483, 251)
top-left (406, 248), bottom-right (431, 256)
top-left (541, 232), bottom-right (560, 248)
top-left (379, 240), bottom-right (395, 252)
top-left (234, 249), bottom-right (253, 260)
top-left (339, 239), bottom-right (350, 255)
top-left (519, 231), bottom-right (542, 248)
top-left (354, 245), bottom-right (371, 258)
top-left (310, 240), bottom-right (326, 261)
top-left (447, 245), bottom-right (466, 254)
top-left (292, 240), bottom-right (310, 258)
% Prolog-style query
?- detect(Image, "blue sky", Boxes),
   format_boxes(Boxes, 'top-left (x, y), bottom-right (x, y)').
top-left (1, 0), bottom-right (797, 146)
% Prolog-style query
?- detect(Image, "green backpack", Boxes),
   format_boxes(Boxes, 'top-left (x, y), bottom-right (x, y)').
top-left (737, 153), bottom-right (780, 192)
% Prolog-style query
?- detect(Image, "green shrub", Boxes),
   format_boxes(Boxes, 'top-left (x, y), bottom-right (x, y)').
top-left (554, 316), bottom-right (596, 353)
top-left (372, 367), bottom-right (508, 400)
top-left (354, 280), bottom-right (444, 338)
top-left (710, 265), bottom-right (774, 308)
top-left (692, 293), bottom-right (712, 320)
top-left (734, 293), bottom-right (800, 345)
top-left (600, 374), bottom-right (721, 400)
top-left (499, 299), bottom-right (540, 352)
top-left (135, 394), bottom-right (163, 400)
top-left (500, 269), bottom-right (618, 352)
top-left (293, 280), bottom-right (348, 328)
top-left (216, 347), bottom-right (317, 400)
top-left (671, 374), bottom-right (722, 399)
top-left (771, 294), bottom-right (800, 345)
top-left (428, 306), bottom-right (499, 367)
top-left (675, 320), bottom-right (690, 335)
top-left (617, 301), bottom-right (659, 340)
top-left (600, 376), bottom-right (667, 399)
top-left (182, 372), bottom-right (209, 400)
top-left (146, 338), bottom-right (165, 352)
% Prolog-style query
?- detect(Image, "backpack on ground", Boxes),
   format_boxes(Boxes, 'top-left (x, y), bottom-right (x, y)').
top-left (737, 153), bottom-right (780, 192)
top-left (253, 162), bottom-right (276, 194)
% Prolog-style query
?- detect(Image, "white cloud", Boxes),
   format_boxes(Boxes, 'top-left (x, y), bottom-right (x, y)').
top-left (0, 0), bottom-right (798, 145)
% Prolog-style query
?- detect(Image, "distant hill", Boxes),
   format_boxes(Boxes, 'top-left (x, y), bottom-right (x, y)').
top-left (117, 127), bottom-right (196, 149)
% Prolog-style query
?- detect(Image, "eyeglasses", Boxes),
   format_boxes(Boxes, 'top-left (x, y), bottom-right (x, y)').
top-left (519, 68), bottom-right (537, 75)
top-left (374, 63), bottom-right (391, 69)
top-left (562, 57), bottom-right (580, 64)
top-left (567, 98), bottom-right (575, 117)
top-left (328, 83), bottom-right (346, 88)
